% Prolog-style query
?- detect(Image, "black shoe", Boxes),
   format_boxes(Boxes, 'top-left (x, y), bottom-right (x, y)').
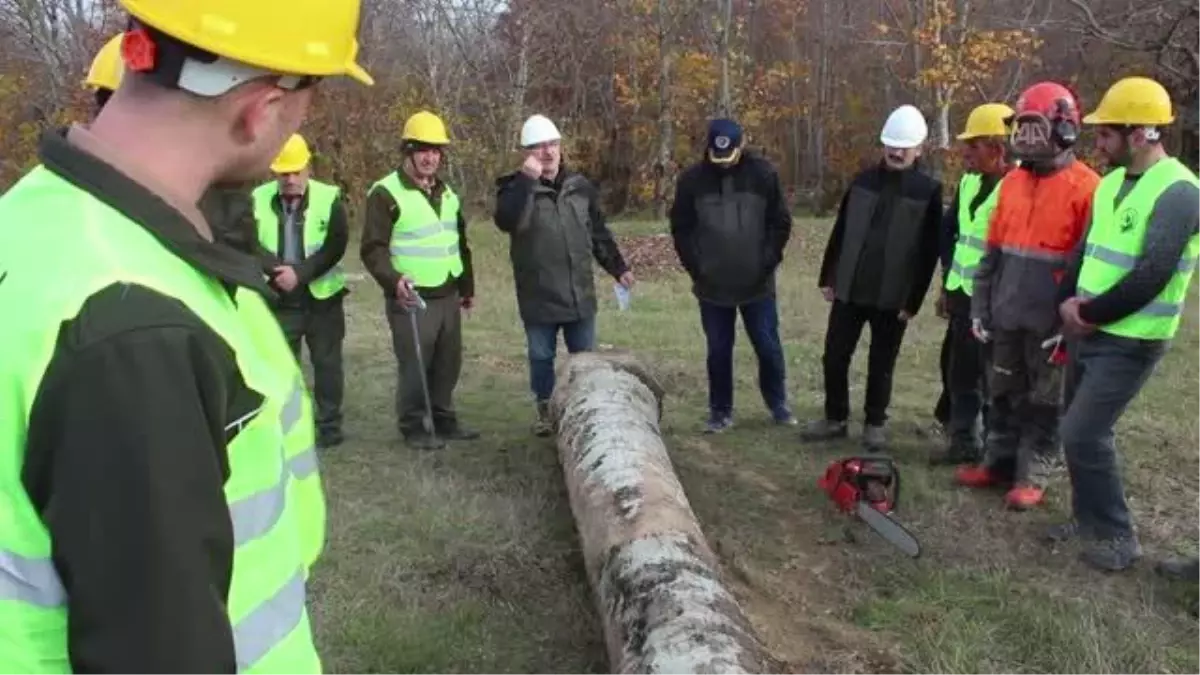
top-left (437, 424), bottom-right (480, 441)
top-left (404, 432), bottom-right (446, 450)
top-left (317, 429), bottom-right (345, 449)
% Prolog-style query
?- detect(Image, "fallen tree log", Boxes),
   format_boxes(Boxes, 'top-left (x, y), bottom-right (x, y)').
top-left (550, 352), bottom-right (771, 674)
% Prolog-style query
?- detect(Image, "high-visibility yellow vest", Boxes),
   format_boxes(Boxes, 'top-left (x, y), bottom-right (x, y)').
top-left (944, 172), bottom-right (1000, 296)
top-left (253, 180), bottom-right (346, 300)
top-left (371, 172), bottom-right (463, 287)
top-left (234, 286), bottom-right (326, 573)
top-left (0, 166), bottom-right (324, 673)
top-left (1077, 156), bottom-right (1200, 340)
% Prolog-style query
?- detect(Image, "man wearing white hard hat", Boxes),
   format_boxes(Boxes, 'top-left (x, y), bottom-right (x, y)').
top-left (802, 104), bottom-right (944, 451)
top-left (494, 114), bottom-right (634, 436)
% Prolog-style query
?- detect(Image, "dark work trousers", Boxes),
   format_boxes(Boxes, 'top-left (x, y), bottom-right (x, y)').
top-left (945, 290), bottom-right (990, 448)
top-left (1060, 332), bottom-right (1165, 540)
top-left (385, 293), bottom-right (463, 437)
top-left (822, 300), bottom-right (908, 426)
top-left (981, 328), bottom-right (1062, 486)
top-left (933, 321), bottom-right (952, 426)
top-left (275, 293), bottom-right (345, 438)
top-left (698, 296), bottom-right (789, 418)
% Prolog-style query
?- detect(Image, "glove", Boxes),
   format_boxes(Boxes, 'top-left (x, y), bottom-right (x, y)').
top-left (971, 318), bottom-right (991, 343)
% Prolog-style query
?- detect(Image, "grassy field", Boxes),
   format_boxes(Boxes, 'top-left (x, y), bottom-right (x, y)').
top-left (305, 217), bottom-right (1199, 673)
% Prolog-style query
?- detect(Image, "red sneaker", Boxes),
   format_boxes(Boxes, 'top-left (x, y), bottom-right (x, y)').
top-left (955, 464), bottom-right (1003, 488)
top-left (1004, 484), bottom-right (1045, 510)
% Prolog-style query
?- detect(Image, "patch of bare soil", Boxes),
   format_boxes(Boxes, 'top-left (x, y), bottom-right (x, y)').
top-left (674, 436), bottom-right (904, 673)
top-left (616, 234), bottom-right (684, 280)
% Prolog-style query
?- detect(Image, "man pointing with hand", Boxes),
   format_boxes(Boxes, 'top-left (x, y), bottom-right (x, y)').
top-left (494, 114), bottom-right (633, 435)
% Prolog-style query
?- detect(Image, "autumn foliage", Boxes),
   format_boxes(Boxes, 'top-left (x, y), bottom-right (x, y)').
top-left (0, 0), bottom-right (1195, 218)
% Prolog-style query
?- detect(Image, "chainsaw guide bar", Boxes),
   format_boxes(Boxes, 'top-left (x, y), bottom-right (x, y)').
top-left (818, 454), bottom-right (922, 558)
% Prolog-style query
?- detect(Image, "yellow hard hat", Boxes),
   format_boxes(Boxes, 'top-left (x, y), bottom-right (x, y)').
top-left (957, 103), bottom-right (1015, 140)
top-left (271, 134), bottom-right (312, 174)
top-left (1083, 76), bottom-right (1174, 126)
top-left (84, 34), bottom-right (124, 91)
top-left (401, 111), bottom-right (450, 145)
top-left (117, 0), bottom-right (374, 86)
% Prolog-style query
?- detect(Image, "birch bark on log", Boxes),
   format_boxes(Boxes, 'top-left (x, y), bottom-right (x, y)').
top-left (550, 352), bottom-right (771, 674)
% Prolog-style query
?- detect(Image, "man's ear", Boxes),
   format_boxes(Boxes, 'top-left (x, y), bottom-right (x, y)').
top-left (227, 81), bottom-right (287, 146)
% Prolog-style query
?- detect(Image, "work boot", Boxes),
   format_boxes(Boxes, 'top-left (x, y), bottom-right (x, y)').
top-left (532, 401), bottom-right (553, 438)
top-left (704, 413), bottom-right (733, 434)
top-left (954, 464), bottom-right (1007, 488)
top-left (1004, 483), bottom-right (1045, 510)
top-left (928, 439), bottom-right (981, 466)
top-left (862, 424), bottom-right (888, 452)
top-left (772, 407), bottom-right (799, 427)
top-left (438, 423), bottom-right (480, 441)
top-left (1080, 536), bottom-right (1143, 572)
top-left (404, 431), bottom-right (446, 450)
top-left (799, 419), bottom-right (848, 442)
top-left (317, 428), bottom-right (345, 449)
top-left (1155, 555), bottom-right (1200, 582)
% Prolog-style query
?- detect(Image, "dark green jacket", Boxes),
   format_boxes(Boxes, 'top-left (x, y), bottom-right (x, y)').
top-left (493, 167), bottom-right (628, 324)
top-left (198, 184), bottom-right (259, 257)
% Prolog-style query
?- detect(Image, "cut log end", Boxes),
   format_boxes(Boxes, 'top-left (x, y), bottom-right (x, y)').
top-left (552, 352), bottom-right (772, 673)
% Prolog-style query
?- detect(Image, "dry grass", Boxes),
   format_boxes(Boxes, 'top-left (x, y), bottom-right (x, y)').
top-left (305, 218), bottom-right (1199, 673)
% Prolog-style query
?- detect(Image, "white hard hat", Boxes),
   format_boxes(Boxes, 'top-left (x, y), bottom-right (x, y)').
top-left (880, 104), bottom-right (928, 149)
top-left (521, 114), bottom-right (562, 148)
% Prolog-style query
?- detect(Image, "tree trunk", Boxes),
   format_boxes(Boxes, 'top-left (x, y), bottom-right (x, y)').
top-left (653, 0), bottom-right (675, 222)
top-left (549, 352), bottom-right (772, 674)
top-left (717, 0), bottom-right (733, 116)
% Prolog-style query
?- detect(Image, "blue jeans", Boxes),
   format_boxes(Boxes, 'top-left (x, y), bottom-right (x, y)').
top-left (525, 316), bottom-right (597, 401)
top-left (1060, 332), bottom-right (1165, 540)
top-left (698, 297), bottom-right (789, 418)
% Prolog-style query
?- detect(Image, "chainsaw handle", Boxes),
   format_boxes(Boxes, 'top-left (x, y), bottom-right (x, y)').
top-left (841, 455), bottom-right (900, 513)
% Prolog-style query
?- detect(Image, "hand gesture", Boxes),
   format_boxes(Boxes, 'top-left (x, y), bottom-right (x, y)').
top-left (273, 266), bottom-right (298, 292)
top-left (521, 154), bottom-right (543, 179)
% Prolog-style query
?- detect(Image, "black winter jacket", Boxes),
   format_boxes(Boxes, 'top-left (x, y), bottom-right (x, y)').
top-left (669, 152), bottom-right (793, 306)
top-left (819, 160), bottom-right (943, 315)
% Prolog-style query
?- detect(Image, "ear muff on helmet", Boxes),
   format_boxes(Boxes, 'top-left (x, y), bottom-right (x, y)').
top-left (120, 20), bottom-right (319, 95)
top-left (1052, 98), bottom-right (1079, 148)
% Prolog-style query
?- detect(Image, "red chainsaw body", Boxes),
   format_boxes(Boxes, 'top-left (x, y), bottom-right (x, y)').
top-left (818, 457), bottom-right (896, 514)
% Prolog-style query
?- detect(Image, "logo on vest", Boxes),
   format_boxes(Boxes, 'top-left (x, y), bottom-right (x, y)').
top-left (1118, 208), bottom-right (1138, 233)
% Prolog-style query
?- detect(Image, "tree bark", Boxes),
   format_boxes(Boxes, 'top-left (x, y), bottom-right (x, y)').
top-left (550, 352), bottom-right (772, 674)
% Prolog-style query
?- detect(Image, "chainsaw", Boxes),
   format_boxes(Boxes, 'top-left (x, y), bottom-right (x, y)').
top-left (818, 455), bottom-right (921, 558)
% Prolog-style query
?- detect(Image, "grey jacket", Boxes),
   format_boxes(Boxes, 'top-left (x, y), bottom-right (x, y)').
top-left (493, 168), bottom-right (628, 324)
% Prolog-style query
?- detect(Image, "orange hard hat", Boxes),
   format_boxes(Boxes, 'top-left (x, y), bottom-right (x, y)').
top-left (1013, 81), bottom-right (1081, 125)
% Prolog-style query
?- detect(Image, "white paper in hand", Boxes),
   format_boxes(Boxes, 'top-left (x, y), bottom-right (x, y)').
top-left (613, 283), bottom-right (631, 311)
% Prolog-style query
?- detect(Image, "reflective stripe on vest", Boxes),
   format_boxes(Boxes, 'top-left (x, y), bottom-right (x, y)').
top-left (234, 290), bottom-right (326, 572)
top-left (0, 167), bottom-right (323, 673)
top-left (253, 180), bottom-right (346, 300)
top-left (371, 172), bottom-right (463, 287)
top-left (945, 173), bottom-right (1000, 296)
top-left (1077, 157), bottom-right (1200, 340)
